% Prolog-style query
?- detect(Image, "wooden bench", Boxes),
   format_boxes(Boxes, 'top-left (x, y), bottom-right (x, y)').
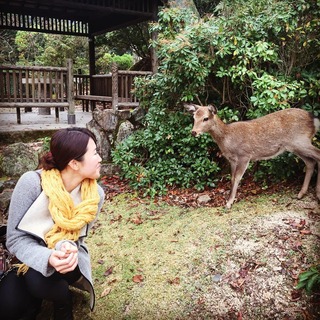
top-left (0, 102), bottom-right (69, 123)
top-left (0, 61), bottom-right (75, 124)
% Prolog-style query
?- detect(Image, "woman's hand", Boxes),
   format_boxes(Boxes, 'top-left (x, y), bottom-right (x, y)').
top-left (48, 243), bottom-right (78, 274)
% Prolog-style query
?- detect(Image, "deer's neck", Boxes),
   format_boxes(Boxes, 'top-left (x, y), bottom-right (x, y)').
top-left (208, 117), bottom-right (228, 142)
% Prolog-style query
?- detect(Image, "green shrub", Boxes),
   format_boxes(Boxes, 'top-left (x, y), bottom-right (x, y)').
top-left (96, 53), bottom-right (133, 73)
top-left (112, 110), bottom-right (219, 197)
top-left (296, 266), bottom-right (320, 295)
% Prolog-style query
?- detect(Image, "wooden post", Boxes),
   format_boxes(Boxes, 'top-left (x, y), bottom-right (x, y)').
top-left (151, 0), bottom-right (159, 74)
top-left (150, 30), bottom-right (158, 74)
top-left (66, 59), bottom-right (75, 124)
top-left (88, 35), bottom-right (96, 111)
top-left (88, 36), bottom-right (96, 76)
top-left (112, 62), bottom-right (118, 111)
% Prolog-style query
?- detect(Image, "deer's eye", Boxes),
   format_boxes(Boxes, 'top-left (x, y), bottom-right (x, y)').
top-left (203, 117), bottom-right (209, 122)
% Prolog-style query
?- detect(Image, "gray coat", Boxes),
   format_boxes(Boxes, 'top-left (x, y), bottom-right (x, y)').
top-left (6, 170), bottom-right (105, 310)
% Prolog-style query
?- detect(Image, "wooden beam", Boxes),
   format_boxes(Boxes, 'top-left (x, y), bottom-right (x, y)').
top-left (0, 103), bottom-right (69, 107)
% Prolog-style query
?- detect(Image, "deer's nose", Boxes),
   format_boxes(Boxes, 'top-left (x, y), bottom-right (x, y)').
top-left (191, 131), bottom-right (197, 137)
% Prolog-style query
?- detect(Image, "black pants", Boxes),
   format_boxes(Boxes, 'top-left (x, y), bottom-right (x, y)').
top-left (0, 267), bottom-right (81, 320)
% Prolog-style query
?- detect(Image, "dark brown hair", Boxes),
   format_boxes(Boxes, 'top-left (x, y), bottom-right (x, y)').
top-left (40, 127), bottom-right (97, 171)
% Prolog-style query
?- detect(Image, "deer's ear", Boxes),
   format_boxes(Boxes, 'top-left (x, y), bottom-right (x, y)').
top-left (208, 105), bottom-right (217, 115)
top-left (184, 104), bottom-right (198, 113)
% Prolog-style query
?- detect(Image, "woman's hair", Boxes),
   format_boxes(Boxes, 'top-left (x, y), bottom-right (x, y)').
top-left (40, 127), bottom-right (97, 171)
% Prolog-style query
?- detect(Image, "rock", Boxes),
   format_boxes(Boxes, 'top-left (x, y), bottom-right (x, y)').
top-left (87, 108), bottom-right (143, 173)
top-left (100, 163), bottom-right (120, 176)
top-left (92, 109), bottom-right (119, 132)
top-left (130, 107), bottom-right (146, 127)
top-left (0, 189), bottom-right (13, 219)
top-left (0, 142), bottom-right (40, 177)
top-left (0, 108), bottom-right (144, 216)
top-left (0, 179), bottom-right (17, 193)
top-left (116, 121), bottom-right (134, 144)
top-left (197, 194), bottom-right (211, 205)
top-left (212, 274), bottom-right (222, 283)
top-left (87, 119), bottom-right (112, 162)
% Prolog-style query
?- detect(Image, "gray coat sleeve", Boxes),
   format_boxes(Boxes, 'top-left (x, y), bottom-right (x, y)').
top-left (6, 171), bottom-right (56, 276)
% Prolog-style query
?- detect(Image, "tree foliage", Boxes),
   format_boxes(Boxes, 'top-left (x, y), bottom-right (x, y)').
top-left (14, 32), bottom-right (89, 70)
top-left (5, 31), bottom-right (138, 73)
top-left (0, 30), bottom-right (18, 64)
top-left (96, 22), bottom-right (150, 59)
top-left (96, 53), bottom-right (133, 73)
top-left (112, 0), bottom-right (320, 196)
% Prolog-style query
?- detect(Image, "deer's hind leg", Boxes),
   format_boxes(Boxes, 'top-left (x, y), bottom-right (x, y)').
top-left (295, 154), bottom-right (316, 199)
top-left (294, 144), bottom-right (320, 200)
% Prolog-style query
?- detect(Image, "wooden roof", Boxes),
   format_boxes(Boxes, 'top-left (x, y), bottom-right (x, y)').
top-left (0, 0), bottom-right (167, 37)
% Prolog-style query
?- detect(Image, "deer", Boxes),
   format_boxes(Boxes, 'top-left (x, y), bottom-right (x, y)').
top-left (184, 104), bottom-right (320, 209)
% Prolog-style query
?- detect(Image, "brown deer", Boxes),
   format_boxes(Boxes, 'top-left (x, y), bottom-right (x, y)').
top-left (185, 104), bottom-right (320, 208)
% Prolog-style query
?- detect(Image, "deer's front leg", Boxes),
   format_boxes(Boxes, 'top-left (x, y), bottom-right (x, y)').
top-left (226, 158), bottom-right (250, 209)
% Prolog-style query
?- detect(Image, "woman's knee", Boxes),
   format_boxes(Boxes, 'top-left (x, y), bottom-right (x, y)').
top-left (24, 268), bottom-right (70, 303)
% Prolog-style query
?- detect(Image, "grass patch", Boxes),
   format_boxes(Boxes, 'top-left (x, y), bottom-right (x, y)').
top-left (38, 190), bottom-right (320, 320)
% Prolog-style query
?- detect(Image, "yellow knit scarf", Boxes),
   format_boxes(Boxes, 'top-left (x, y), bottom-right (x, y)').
top-left (17, 169), bottom-right (100, 275)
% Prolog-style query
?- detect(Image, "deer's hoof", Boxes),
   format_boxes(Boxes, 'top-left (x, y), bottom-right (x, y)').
top-left (297, 192), bottom-right (304, 200)
top-left (225, 202), bottom-right (232, 209)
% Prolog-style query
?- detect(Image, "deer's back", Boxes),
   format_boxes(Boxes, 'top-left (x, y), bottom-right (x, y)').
top-left (227, 108), bottom-right (315, 138)
top-left (217, 108), bottom-right (317, 160)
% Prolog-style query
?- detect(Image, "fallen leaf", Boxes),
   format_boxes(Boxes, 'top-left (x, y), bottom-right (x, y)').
top-left (168, 277), bottom-right (180, 285)
top-left (100, 287), bottom-right (111, 297)
top-left (300, 229), bottom-right (312, 235)
top-left (104, 266), bottom-right (114, 277)
top-left (132, 274), bottom-right (144, 283)
top-left (131, 214), bottom-right (143, 225)
top-left (291, 290), bottom-right (301, 301)
top-left (292, 241), bottom-right (303, 251)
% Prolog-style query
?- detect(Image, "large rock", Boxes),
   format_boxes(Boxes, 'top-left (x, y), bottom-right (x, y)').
top-left (87, 108), bottom-right (143, 164)
top-left (0, 142), bottom-right (41, 177)
top-left (87, 119), bottom-right (112, 162)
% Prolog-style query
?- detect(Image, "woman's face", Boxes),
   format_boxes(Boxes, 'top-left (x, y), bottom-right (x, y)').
top-left (77, 138), bottom-right (102, 180)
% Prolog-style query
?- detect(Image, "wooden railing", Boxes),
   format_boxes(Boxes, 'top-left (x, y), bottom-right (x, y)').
top-left (0, 61), bottom-right (152, 125)
top-left (0, 60), bottom-right (75, 124)
top-left (74, 65), bottom-right (152, 111)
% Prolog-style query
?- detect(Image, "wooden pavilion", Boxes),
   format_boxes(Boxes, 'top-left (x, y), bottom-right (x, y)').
top-left (0, 0), bottom-right (167, 124)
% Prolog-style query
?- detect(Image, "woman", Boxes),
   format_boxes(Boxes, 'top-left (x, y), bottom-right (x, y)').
top-left (0, 127), bottom-right (105, 320)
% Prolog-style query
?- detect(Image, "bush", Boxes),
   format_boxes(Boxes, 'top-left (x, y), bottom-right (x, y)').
top-left (96, 53), bottom-right (133, 73)
top-left (112, 109), bottom-right (219, 197)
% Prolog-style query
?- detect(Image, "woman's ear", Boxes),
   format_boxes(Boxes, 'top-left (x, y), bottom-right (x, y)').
top-left (68, 159), bottom-right (79, 170)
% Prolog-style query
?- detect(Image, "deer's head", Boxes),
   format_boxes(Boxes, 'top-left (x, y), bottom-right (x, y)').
top-left (184, 104), bottom-right (217, 136)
